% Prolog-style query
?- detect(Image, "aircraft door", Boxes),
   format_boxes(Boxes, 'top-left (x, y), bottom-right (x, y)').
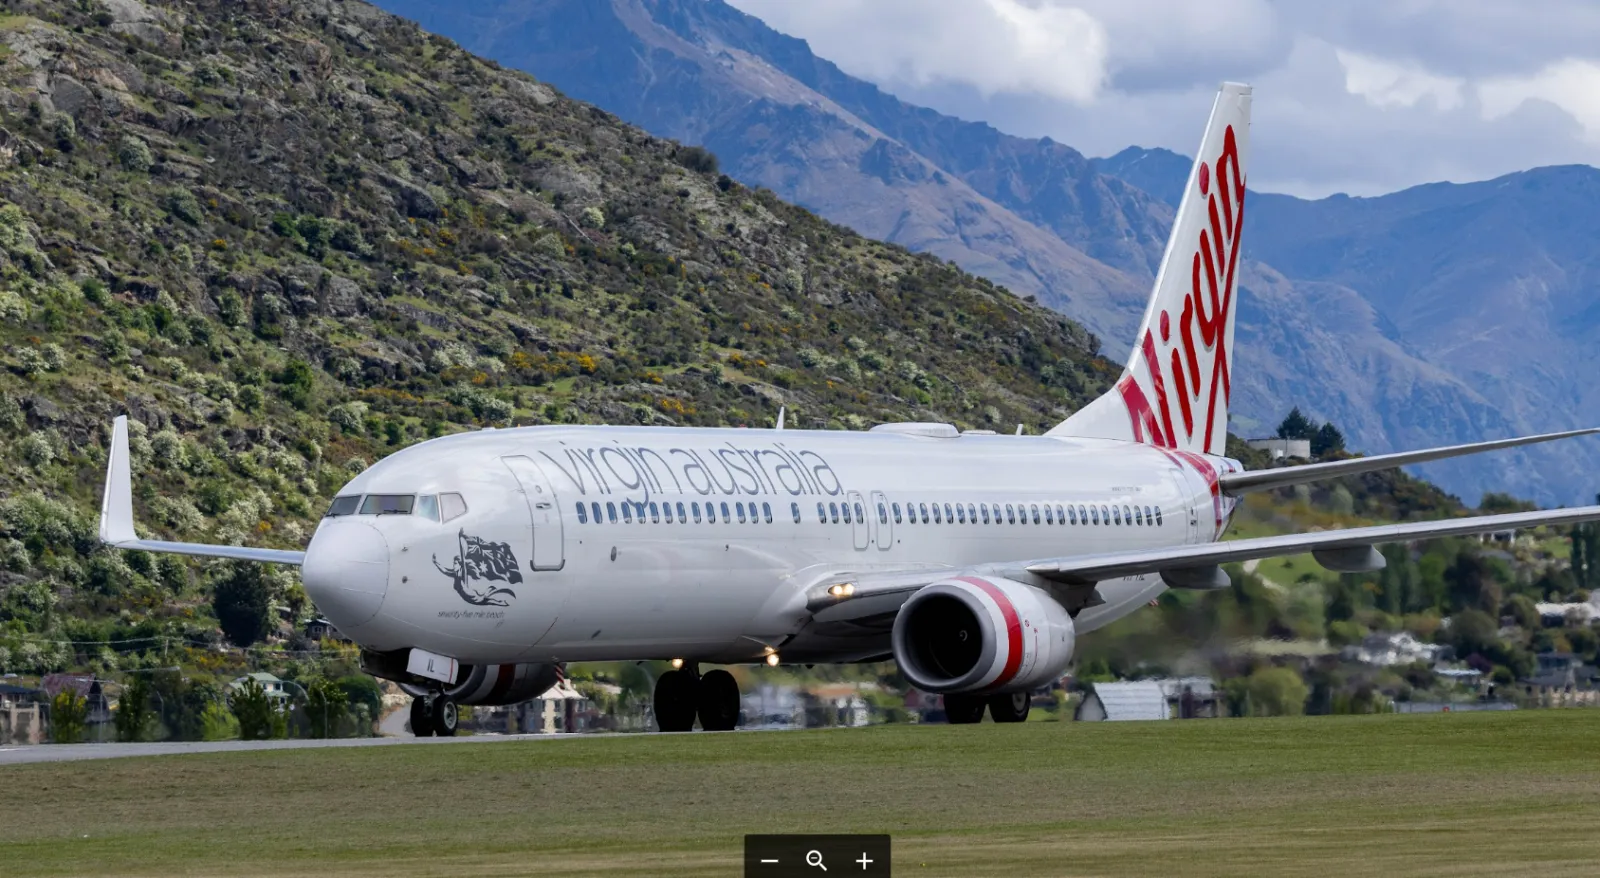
top-left (1168, 468), bottom-right (1202, 545)
top-left (503, 456), bottom-right (566, 571)
top-left (846, 490), bottom-right (870, 551)
top-left (870, 491), bottom-right (893, 550)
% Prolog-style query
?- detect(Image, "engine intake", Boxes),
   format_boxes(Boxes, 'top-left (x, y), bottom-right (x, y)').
top-left (891, 576), bottom-right (1074, 694)
top-left (401, 662), bottom-right (561, 706)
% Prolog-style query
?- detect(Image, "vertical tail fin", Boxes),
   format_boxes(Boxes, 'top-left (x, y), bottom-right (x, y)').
top-left (1050, 82), bottom-right (1252, 457)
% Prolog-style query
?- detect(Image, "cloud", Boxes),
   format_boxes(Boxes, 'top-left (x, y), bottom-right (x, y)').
top-left (1335, 49), bottom-right (1464, 111)
top-left (725, 0), bottom-right (1600, 197)
top-left (728, 0), bottom-right (1109, 103)
top-left (1480, 59), bottom-right (1600, 143)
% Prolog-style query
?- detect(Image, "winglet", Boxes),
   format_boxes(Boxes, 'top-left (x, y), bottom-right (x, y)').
top-left (776, 406), bottom-right (785, 431)
top-left (99, 415), bottom-right (137, 545)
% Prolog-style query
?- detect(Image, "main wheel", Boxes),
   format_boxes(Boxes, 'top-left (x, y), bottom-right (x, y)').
top-left (943, 692), bottom-right (987, 724)
top-left (431, 696), bottom-right (460, 737)
top-left (409, 697), bottom-right (434, 737)
top-left (696, 669), bottom-right (741, 731)
top-left (989, 690), bottom-right (1031, 723)
top-left (654, 669), bottom-right (699, 732)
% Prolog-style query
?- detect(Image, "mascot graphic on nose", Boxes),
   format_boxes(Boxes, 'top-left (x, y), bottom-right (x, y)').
top-left (434, 529), bottom-right (521, 607)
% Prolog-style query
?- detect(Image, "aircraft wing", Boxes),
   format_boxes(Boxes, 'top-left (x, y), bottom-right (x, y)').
top-left (805, 505), bottom-right (1600, 623)
top-left (1221, 427), bottom-right (1600, 496)
top-left (99, 416), bottom-right (306, 566)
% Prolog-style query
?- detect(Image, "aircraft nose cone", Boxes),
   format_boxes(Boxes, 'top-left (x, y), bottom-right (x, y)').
top-left (302, 521), bottom-right (389, 629)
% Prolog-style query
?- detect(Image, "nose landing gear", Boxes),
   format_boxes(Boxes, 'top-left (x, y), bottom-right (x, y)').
top-left (408, 693), bottom-right (460, 737)
top-left (652, 663), bottom-right (742, 732)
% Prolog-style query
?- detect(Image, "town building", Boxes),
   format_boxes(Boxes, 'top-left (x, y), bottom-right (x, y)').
top-left (1247, 438), bottom-right (1311, 461)
top-left (0, 682), bottom-right (47, 744)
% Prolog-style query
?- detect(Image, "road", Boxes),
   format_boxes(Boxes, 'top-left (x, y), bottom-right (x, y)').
top-left (0, 732), bottom-right (609, 766)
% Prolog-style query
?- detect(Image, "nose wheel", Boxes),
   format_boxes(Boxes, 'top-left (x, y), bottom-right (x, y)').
top-left (408, 694), bottom-right (460, 737)
top-left (653, 664), bottom-right (741, 732)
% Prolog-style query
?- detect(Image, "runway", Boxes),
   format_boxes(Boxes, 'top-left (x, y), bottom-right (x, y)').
top-left (0, 732), bottom-right (610, 766)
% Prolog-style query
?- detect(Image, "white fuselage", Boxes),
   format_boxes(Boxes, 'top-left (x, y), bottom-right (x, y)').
top-left (300, 425), bottom-right (1239, 667)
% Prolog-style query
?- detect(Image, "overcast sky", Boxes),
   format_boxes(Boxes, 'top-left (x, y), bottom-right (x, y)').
top-left (725, 0), bottom-right (1600, 198)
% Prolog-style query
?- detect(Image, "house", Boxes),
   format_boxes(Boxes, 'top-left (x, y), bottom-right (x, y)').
top-left (1075, 682), bottom-right (1169, 721)
top-left (1520, 653), bottom-right (1600, 708)
top-left (303, 618), bottom-right (346, 642)
top-left (1247, 438), bottom-right (1311, 461)
top-left (741, 684), bottom-right (804, 729)
top-left (1156, 677), bottom-right (1223, 719)
top-left (805, 683), bottom-right (874, 727)
top-left (41, 674), bottom-right (113, 739)
top-left (227, 672), bottom-right (295, 708)
top-left (524, 679), bottom-right (592, 733)
top-left (0, 682), bottom-right (47, 744)
top-left (1341, 632), bottom-right (1446, 667)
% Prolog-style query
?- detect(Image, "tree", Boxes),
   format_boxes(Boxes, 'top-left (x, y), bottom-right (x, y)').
top-left (1445, 552), bottom-right (1502, 615)
top-left (305, 677), bottom-right (348, 739)
top-left (1241, 667), bottom-right (1309, 717)
top-left (230, 677), bottom-right (281, 740)
top-left (1311, 422), bottom-right (1346, 457)
top-left (212, 563), bottom-right (276, 647)
top-left (1276, 407), bottom-right (1317, 440)
top-left (51, 689), bottom-right (87, 744)
top-left (1448, 609), bottom-right (1499, 658)
top-left (114, 675), bottom-right (153, 743)
top-left (200, 701), bottom-right (238, 741)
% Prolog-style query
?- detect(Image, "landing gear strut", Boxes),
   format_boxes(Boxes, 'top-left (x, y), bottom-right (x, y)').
top-left (408, 693), bottom-right (460, 737)
top-left (653, 663), bottom-right (742, 732)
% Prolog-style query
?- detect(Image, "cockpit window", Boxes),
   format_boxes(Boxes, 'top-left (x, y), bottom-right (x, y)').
top-left (360, 494), bottom-right (414, 516)
top-left (416, 495), bottom-right (440, 522)
top-left (325, 496), bottom-right (361, 517)
top-left (440, 493), bottom-right (468, 523)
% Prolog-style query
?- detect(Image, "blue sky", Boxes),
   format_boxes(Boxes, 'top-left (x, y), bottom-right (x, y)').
top-left (727, 0), bottom-right (1600, 198)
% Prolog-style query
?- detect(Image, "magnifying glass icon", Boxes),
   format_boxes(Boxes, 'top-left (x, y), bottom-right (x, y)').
top-left (806, 849), bottom-right (828, 871)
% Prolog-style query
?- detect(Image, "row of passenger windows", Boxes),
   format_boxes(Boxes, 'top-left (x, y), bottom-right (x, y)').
top-left (575, 498), bottom-right (1163, 528)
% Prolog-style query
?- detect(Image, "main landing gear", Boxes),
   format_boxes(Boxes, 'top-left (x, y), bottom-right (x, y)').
top-left (408, 693), bottom-right (460, 737)
top-left (653, 664), bottom-right (741, 732)
top-left (943, 691), bottom-right (1031, 724)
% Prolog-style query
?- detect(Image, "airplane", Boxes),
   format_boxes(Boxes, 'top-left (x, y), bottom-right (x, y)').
top-left (97, 82), bottom-right (1600, 736)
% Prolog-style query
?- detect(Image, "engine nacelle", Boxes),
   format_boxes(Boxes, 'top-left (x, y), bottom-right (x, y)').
top-left (891, 576), bottom-right (1075, 694)
top-left (400, 662), bottom-right (562, 706)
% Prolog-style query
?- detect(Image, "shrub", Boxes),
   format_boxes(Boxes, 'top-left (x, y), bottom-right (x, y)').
top-left (118, 135), bottom-right (154, 172)
top-left (675, 145), bottom-right (719, 174)
top-left (167, 188), bottom-right (203, 225)
top-left (0, 289), bottom-right (25, 322)
top-left (19, 431), bottom-right (55, 468)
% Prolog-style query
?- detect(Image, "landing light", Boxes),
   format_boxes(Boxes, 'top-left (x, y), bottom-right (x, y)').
top-left (670, 658), bottom-right (684, 669)
top-left (766, 653), bottom-right (780, 667)
top-left (828, 583), bottom-right (856, 598)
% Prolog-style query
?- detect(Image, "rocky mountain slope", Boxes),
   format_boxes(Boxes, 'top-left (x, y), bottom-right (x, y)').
top-left (376, 0), bottom-right (1600, 505)
top-left (0, 0), bottom-right (1112, 670)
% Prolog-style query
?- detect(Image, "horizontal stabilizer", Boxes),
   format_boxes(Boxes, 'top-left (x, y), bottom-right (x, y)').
top-left (99, 416), bottom-right (305, 566)
top-left (1221, 427), bottom-right (1600, 496)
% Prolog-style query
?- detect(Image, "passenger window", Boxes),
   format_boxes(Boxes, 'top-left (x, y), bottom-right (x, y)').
top-left (1056, 504), bottom-right (1066, 524)
top-left (1144, 505), bottom-right (1153, 525)
top-left (829, 502), bottom-right (840, 524)
top-left (1068, 505), bottom-right (1078, 525)
top-left (855, 502), bottom-right (865, 523)
top-left (1112, 506), bottom-right (1121, 526)
top-left (943, 503), bottom-right (953, 523)
top-left (622, 504), bottom-right (634, 524)
top-left (1005, 504), bottom-right (1015, 524)
top-left (981, 504), bottom-right (991, 524)
top-left (1155, 507), bottom-right (1163, 526)
top-left (720, 502), bottom-right (730, 522)
top-left (607, 502), bottom-right (618, 523)
top-left (878, 503), bottom-right (888, 524)
top-left (676, 502), bottom-right (687, 522)
top-left (764, 502), bottom-right (774, 524)
top-left (919, 503), bottom-right (930, 524)
top-left (1100, 505), bottom-right (1110, 525)
top-left (591, 502), bottom-right (602, 525)
top-left (325, 495), bottom-right (361, 517)
top-left (575, 502), bottom-right (588, 524)
top-left (1078, 504), bottom-right (1088, 524)
top-left (693, 502), bottom-right (703, 523)
top-left (841, 503), bottom-right (851, 524)
top-left (1090, 506), bottom-right (1100, 525)
top-left (1124, 505), bottom-right (1133, 525)
top-left (967, 504), bottom-right (977, 524)
top-left (1031, 504), bottom-right (1041, 524)
top-left (956, 504), bottom-right (966, 524)
top-left (361, 494), bottom-right (415, 516)
top-left (892, 502), bottom-right (902, 523)
top-left (664, 503), bottom-right (674, 523)
top-left (651, 502), bottom-right (661, 523)
top-left (737, 502), bottom-right (747, 524)
top-left (818, 502), bottom-right (827, 523)
top-left (1134, 506), bottom-right (1144, 526)
top-left (792, 502), bottom-right (801, 523)
top-left (1044, 505), bottom-right (1054, 525)
top-left (932, 504), bottom-right (942, 524)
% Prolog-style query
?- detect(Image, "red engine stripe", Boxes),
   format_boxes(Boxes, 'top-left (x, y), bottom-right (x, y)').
top-left (955, 576), bottom-right (1024, 689)
top-left (486, 663), bottom-right (516, 704)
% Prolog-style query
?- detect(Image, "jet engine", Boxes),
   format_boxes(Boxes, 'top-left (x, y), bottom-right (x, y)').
top-left (891, 576), bottom-right (1075, 694)
top-left (400, 662), bottom-right (562, 706)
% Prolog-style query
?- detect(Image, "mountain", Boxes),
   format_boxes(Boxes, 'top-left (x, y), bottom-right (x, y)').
top-left (368, 0), bottom-right (1597, 505)
top-left (0, 0), bottom-right (1111, 669)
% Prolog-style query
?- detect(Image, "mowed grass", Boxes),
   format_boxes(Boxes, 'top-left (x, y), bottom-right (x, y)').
top-left (6, 711), bottom-right (1600, 877)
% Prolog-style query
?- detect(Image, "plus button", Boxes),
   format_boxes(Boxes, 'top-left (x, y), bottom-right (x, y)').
top-left (856, 851), bottom-right (874, 870)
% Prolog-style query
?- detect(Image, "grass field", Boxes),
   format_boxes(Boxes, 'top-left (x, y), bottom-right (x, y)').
top-left (6, 711), bottom-right (1600, 877)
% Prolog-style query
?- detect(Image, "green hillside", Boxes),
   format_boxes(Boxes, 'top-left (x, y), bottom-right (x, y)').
top-left (0, 0), bottom-right (1111, 670)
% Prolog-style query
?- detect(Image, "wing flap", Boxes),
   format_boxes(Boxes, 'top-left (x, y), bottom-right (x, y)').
top-left (1029, 505), bottom-right (1600, 585)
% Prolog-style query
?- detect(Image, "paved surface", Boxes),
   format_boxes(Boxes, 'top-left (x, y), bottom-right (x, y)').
top-left (0, 732), bottom-right (605, 766)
